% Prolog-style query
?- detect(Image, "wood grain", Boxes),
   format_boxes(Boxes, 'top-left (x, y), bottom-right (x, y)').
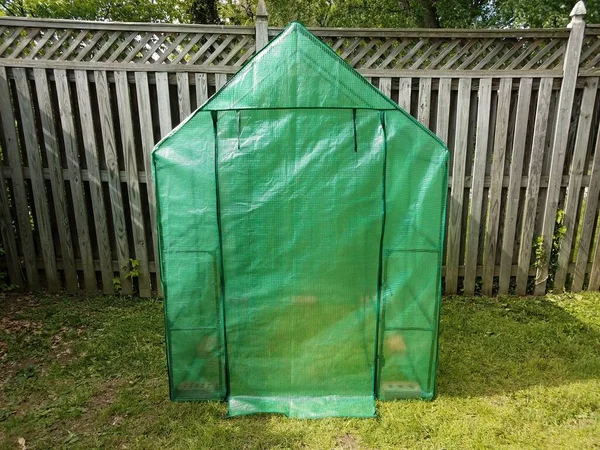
top-left (115, 71), bottom-right (151, 297)
top-left (446, 78), bottom-right (471, 294)
top-left (13, 68), bottom-right (59, 291)
top-left (94, 70), bottom-right (132, 295)
top-left (74, 69), bottom-right (114, 293)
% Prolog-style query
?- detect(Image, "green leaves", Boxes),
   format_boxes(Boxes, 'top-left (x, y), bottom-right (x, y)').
top-left (3, 0), bottom-right (598, 28)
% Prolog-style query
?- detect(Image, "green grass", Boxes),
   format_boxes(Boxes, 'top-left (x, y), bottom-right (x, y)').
top-left (1, 292), bottom-right (599, 449)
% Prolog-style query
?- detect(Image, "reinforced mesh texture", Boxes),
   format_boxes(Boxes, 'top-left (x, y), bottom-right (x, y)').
top-left (153, 22), bottom-right (448, 418)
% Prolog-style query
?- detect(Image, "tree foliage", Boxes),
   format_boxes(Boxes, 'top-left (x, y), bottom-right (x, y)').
top-left (0, 0), bottom-right (216, 22)
top-left (229, 0), bottom-right (599, 28)
top-left (1, 0), bottom-right (599, 27)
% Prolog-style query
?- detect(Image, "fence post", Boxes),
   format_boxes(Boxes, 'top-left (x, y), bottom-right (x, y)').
top-left (255, 0), bottom-right (268, 51)
top-left (534, 0), bottom-right (586, 295)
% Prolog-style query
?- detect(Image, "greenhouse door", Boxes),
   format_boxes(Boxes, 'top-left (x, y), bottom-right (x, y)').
top-left (215, 109), bottom-right (385, 418)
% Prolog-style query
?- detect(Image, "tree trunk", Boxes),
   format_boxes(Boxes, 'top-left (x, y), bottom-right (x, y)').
top-left (419, 0), bottom-right (440, 28)
top-left (190, 0), bottom-right (220, 24)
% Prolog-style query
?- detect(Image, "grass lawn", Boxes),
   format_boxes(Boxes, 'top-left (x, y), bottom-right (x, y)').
top-left (0, 292), bottom-right (599, 449)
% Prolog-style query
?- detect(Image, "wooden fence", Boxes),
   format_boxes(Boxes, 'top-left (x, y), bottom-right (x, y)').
top-left (1, 2), bottom-right (600, 297)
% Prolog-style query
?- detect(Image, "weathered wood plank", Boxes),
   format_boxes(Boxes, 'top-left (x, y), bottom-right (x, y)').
top-left (176, 72), bottom-right (191, 122)
top-left (0, 150), bottom-right (21, 287)
top-left (54, 69), bottom-right (97, 292)
top-left (155, 72), bottom-right (172, 138)
top-left (446, 78), bottom-right (471, 294)
top-left (33, 68), bottom-right (78, 292)
top-left (378, 77), bottom-right (392, 100)
top-left (482, 78), bottom-right (512, 296)
top-left (554, 77), bottom-right (599, 291)
top-left (94, 70), bottom-right (132, 295)
top-left (575, 119), bottom-right (600, 291)
top-left (534, 16), bottom-right (586, 295)
top-left (114, 71), bottom-right (151, 297)
top-left (498, 77), bottom-right (533, 295)
top-left (464, 78), bottom-right (492, 295)
top-left (515, 78), bottom-right (553, 295)
top-left (435, 78), bottom-right (451, 144)
top-left (13, 68), bottom-right (60, 292)
top-left (0, 57), bottom-right (566, 78)
top-left (397, 77), bottom-right (411, 111)
top-left (135, 71), bottom-right (162, 296)
top-left (460, 90), bottom-right (478, 275)
top-left (195, 73), bottom-right (208, 107)
top-left (215, 73), bottom-right (227, 91)
top-left (0, 68), bottom-right (32, 288)
top-left (590, 226), bottom-right (600, 291)
top-left (585, 126), bottom-right (600, 290)
top-left (74, 69), bottom-right (114, 293)
top-left (417, 77), bottom-right (431, 128)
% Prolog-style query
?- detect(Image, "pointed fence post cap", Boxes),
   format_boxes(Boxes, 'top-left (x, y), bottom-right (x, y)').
top-left (568, 1), bottom-right (586, 27)
top-left (257, 0), bottom-right (268, 18)
top-left (570, 1), bottom-right (586, 17)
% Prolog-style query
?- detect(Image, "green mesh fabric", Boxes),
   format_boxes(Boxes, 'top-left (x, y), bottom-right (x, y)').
top-left (153, 22), bottom-right (448, 418)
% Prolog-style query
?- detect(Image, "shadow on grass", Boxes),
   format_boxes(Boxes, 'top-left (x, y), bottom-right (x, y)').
top-left (436, 295), bottom-right (600, 398)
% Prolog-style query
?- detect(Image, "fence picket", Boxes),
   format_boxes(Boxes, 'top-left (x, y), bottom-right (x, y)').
top-left (397, 78), bottom-right (411, 111)
top-left (114, 71), bottom-right (151, 297)
top-left (33, 68), bottom-right (78, 291)
top-left (94, 70), bottom-right (132, 295)
top-left (0, 166), bottom-right (20, 287)
top-left (156, 72), bottom-right (172, 138)
top-left (482, 78), bottom-right (512, 296)
top-left (464, 78), bottom-right (492, 295)
top-left (516, 78), bottom-right (553, 295)
top-left (417, 77), bottom-right (431, 128)
top-left (435, 78), bottom-right (451, 144)
top-left (498, 78), bottom-right (533, 294)
top-left (554, 77), bottom-right (599, 291)
top-left (0, 16), bottom-right (597, 297)
top-left (13, 68), bottom-right (60, 291)
top-left (176, 72), bottom-right (191, 121)
top-left (74, 70), bottom-right (114, 293)
top-left (446, 78), bottom-right (471, 294)
top-left (586, 126), bottom-right (600, 290)
top-left (54, 69), bottom-right (97, 292)
top-left (575, 126), bottom-right (600, 291)
top-left (135, 71), bottom-right (162, 296)
top-left (0, 67), bottom-right (34, 288)
top-left (378, 77), bottom-right (392, 100)
top-left (215, 73), bottom-right (227, 91)
top-left (195, 73), bottom-right (208, 107)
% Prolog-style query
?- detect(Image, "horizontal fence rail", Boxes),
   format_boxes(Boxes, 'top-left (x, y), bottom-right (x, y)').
top-left (1, 4), bottom-right (600, 297)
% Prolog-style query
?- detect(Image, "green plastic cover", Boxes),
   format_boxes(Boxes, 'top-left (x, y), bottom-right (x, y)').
top-left (153, 22), bottom-right (448, 418)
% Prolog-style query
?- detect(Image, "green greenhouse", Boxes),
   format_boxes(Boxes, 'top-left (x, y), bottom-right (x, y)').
top-left (152, 22), bottom-right (448, 418)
